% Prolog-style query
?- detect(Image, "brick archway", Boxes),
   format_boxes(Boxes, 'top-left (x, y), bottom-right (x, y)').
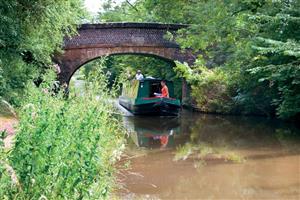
top-left (55, 23), bottom-right (196, 100)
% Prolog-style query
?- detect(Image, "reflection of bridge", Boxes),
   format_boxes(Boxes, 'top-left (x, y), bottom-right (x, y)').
top-left (55, 23), bottom-right (196, 101)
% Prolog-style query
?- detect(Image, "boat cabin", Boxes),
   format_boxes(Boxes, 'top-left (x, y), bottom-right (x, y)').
top-left (119, 78), bottom-right (181, 115)
top-left (122, 78), bottom-right (175, 99)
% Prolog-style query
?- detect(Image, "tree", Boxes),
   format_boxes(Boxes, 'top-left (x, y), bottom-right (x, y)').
top-left (0, 0), bottom-right (86, 105)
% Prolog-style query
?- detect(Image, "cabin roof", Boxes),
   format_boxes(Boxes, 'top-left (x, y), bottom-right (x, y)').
top-left (140, 78), bottom-right (171, 82)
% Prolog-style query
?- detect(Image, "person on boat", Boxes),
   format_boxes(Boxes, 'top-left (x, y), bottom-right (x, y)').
top-left (135, 70), bottom-right (144, 80)
top-left (160, 80), bottom-right (169, 98)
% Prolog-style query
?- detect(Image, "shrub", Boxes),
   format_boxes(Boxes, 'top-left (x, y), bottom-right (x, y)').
top-left (175, 61), bottom-right (234, 113)
top-left (0, 69), bottom-right (125, 199)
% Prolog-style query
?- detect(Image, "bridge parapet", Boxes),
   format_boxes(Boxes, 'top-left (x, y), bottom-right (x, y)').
top-left (64, 23), bottom-right (187, 49)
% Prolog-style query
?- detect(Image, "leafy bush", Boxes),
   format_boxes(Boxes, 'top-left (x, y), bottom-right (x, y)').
top-left (245, 38), bottom-right (300, 119)
top-left (175, 61), bottom-right (234, 113)
top-left (0, 70), bottom-right (125, 199)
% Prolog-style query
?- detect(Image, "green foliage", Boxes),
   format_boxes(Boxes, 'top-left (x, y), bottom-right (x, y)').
top-left (233, 1), bottom-right (300, 119)
top-left (0, 0), bottom-right (86, 105)
top-left (98, 0), bottom-right (154, 22)
top-left (175, 61), bottom-right (234, 113)
top-left (99, 0), bottom-right (206, 24)
top-left (0, 70), bottom-right (125, 199)
top-left (0, 54), bottom-right (39, 106)
top-left (0, 130), bottom-right (18, 199)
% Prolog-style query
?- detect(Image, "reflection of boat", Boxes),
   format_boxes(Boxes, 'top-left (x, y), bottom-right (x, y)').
top-left (123, 116), bottom-right (180, 148)
top-left (131, 130), bottom-right (175, 148)
top-left (119, 79), bottom-right (181, 116)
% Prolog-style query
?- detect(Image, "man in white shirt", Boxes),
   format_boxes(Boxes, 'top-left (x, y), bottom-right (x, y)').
top-left (135, 70), bottom-right (144, 80)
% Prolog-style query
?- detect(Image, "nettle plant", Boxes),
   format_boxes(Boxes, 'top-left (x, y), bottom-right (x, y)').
top-left (1, 69), bottom-right (125, 199)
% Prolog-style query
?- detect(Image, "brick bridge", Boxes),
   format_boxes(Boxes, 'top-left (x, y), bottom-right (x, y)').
top-left (55, 23), bottom-right (196, 101)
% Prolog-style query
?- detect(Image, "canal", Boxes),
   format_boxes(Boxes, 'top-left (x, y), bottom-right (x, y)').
top-left (1, 97), bottom-right (299, 199)
top-left (117, 110), bottom-right (300, 199)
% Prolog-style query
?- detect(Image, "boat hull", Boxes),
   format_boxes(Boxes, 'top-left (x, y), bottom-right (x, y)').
top-left (119, 97), bottom-right (180, 116)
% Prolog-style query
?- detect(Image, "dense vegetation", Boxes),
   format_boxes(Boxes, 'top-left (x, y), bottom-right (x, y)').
top-left (0, 0), bottom-right (85, 105)
top-left (0, 70), bottom-right (125, 199)
top-left (99, 0), bottom-right (300, 120)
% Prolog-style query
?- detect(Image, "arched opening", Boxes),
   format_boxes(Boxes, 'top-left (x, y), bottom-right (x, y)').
top-left (67, 52), bottom-right (177, 83)
top-left (69, 53), bottom-right (183, 99)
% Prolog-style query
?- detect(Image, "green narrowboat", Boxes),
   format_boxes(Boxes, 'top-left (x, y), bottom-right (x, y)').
top-left (119, 78), bottom-right (181, 116)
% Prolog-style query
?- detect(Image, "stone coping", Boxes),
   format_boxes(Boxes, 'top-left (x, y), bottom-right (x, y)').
top-left (79, 22), bottom-right (188, 30)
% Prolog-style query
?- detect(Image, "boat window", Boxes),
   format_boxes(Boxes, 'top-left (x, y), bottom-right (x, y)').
top-left (149, 82), bottom-right (161, 97)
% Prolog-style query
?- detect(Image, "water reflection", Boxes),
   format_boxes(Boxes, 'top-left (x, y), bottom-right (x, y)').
top-left (123, 116), bottom-right (181, 148)
top-left (118, 110), bottom-right (300, 199)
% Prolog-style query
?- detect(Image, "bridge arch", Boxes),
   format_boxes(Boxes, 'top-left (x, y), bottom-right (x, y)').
top-left (55, 23), bottom-right (196, 100)
top-left (66, 51), bottom-right (181, 83)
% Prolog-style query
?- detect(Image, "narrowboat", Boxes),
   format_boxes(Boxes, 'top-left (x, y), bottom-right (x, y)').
top-left (119, 78), bottom-right (181, 116)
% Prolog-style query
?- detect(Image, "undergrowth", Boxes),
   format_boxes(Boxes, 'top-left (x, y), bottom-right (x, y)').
top-left (0, 68), bottom-right (126, 199)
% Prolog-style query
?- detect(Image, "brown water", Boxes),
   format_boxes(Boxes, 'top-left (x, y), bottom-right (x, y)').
top-left (117, 110), bottom-right (300, 199)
